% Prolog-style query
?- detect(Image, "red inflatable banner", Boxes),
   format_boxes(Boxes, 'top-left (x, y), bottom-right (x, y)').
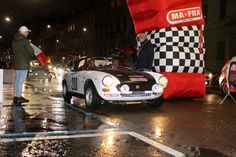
top-left (162, 72), bottom-right (205, 99)
top-left (126, 0), bottom-right (205, 33)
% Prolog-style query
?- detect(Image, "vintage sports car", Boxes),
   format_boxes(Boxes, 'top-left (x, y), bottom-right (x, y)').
top-left (62, 57), bottom-right (168, 111)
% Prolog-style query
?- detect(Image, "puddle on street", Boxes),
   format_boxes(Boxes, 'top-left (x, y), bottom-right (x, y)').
top-left (0, 103), bottom-right (104, 134)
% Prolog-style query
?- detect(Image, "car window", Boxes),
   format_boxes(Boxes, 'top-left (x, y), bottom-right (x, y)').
top-left (75, 59), bottom-right (85, 71)
top-left (64, 61), bottom-right (73, 71)
top-left (78, 59), bottom-right (85, 68)
top-left (93, 59), bottom-right (112, 67)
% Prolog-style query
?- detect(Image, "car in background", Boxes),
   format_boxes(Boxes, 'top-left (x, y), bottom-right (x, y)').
top-left (62, 56), bottom-right (168, 111)
top-left (28, 60), bottom-right (52, 81)
top-left (205, 68), bottom-right (213, 88)
top-left (53, 64), bottom-right (64, 78)
top-left (219, 56), bottom-right (236, 94)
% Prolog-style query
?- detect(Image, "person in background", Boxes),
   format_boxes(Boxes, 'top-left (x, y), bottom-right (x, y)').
top-left (12, 26), bottom-right (34, 104)
top-left (87, 58), bottom-right (96, 69)
top-left (135, 33), bottom-right (154, 71)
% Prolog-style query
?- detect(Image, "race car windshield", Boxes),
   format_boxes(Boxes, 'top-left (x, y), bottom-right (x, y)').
top-left (94, 58), bottom-right (132, 69)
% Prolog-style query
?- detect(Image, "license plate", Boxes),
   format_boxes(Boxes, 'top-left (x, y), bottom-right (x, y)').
top-left (121, 92), bottom-right (151, 97)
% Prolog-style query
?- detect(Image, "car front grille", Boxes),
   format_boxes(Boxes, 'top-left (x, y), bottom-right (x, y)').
top-left (117, 82), bottom-right (155, 91)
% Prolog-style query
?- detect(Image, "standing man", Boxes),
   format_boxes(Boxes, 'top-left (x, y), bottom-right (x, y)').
top-left (12, 26), bottom-right (34, 104)
top-left (136, 33), bottom-right (154, 71)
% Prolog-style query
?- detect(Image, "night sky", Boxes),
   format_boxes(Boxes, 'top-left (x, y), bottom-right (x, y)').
top-left (0, 0), bottom-right (99, 44)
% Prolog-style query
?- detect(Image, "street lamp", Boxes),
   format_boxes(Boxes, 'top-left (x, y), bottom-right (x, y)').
top-left (5, 17), bottom-right (11, 22)
top-left (56, 39), bottom-right (60, 63)
top-left (62, 56), bottom-right (65, 65)
top-left (83, 27), bottom-right (87, 32)
top-left (47, 24), bottom-right (51, 29)
top-left (0, 35), bottom-right (2, 39)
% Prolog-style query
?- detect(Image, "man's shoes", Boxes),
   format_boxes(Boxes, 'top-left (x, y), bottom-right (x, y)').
top-left (13, 97), bottom-right (30, 103)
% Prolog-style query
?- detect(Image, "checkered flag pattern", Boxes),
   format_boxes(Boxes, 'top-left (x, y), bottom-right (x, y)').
top-left (147, 25), bottom-right (205, 50)
top-left (137, 25), bottom-right (205, 73)
top-left (154, 45), bottom-right (204, 73)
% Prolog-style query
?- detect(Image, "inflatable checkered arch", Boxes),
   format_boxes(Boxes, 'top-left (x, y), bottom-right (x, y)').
top-left (154, 45), bottom-right (204, 73)
top-left (137, 25), bottom-right (205, 73)
top-left (148, 25), bottom-right (205, 50)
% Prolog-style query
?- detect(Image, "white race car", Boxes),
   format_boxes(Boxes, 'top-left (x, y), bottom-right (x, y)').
top-left (62, 57), bottom-right (168, 111)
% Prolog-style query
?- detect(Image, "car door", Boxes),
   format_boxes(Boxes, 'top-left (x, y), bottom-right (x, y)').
top-left (71, 58), bottom-right (86, 94)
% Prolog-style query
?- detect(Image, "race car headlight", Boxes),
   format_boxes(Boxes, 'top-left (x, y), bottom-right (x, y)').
top-left (152, 84), bottom-right (159, 93)
top-left (102, 75), bottom-right (113, 87)
top-left (159, 76), bottom-right (168, 88)
top-left (120, 84), bottom-right (130, 93)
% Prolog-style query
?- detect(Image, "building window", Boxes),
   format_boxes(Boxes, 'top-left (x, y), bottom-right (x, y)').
top-left (218, 41), bottom-right (225, 59)
top-left (219, 0), bottom-right (227, 20)
top-left (67, 24), bottom-right (76, 32)
top-left (111, 0), bottom-right (121, 8)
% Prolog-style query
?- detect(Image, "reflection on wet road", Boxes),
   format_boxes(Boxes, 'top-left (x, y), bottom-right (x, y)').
top-left (0, 79), bottom-right (235, 157)
top-left (0, 80), bottom-right (174, 157)
top-left (0, 101), bottom-right (103, 134)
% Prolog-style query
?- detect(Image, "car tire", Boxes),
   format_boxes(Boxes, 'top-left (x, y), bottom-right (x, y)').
top-left (84, 83), bottom-right (101, 111)
top-left (148, 96), bottom-right (163, 108)
top-left (221, 80), bottom-right (228, 94)
top-left (62, 82), bottom-right (72, 103)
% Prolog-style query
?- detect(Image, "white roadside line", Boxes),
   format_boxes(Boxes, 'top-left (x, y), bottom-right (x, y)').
top-left (127, 131), bottom-right (185, 157)
top-left (0, 130), bottom-right (185, 157)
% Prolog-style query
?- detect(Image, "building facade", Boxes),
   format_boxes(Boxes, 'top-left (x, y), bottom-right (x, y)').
top-left (34, 0), bottom-right (135, 65)
top-left (203, 0), bottom-right (236, 72)
top-left (34, 0), bottom-right (236, 73)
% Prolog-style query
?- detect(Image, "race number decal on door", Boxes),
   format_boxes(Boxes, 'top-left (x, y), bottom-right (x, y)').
top-left (72, 77), bottom-right (78, 90)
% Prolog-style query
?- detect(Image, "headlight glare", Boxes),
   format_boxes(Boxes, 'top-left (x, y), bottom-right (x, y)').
top-left (120, 84), bottom-right (130, 93)
top-left (102, 75), bottom-right (113, 87)
top-left (152, 84), bottom-right (159, 93)
top-left (159, 76), bottom-right (168, 88)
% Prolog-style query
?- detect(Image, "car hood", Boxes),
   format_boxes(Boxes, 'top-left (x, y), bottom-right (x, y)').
top-left (99, 68), bottom-right (156, 83)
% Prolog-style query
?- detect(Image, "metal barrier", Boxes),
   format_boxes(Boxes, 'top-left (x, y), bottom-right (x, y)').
top-left (0, 69), bottom-right (3, 102)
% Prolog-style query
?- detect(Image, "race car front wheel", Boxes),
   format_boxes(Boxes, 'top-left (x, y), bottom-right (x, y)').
top-left (148, 96), bottom-right (163, 108)
top-left (85, 83), bottom-right (101, 111)
top-left (62, 82), bottom-right (72, 103)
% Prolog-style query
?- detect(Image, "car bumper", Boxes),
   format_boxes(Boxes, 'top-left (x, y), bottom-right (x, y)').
top-left (100, 90), bottom-right (163, 101)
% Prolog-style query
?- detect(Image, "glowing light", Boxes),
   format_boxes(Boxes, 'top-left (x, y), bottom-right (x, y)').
top-left (83, 27), bottom-right (87, 32)
top-left (5, 17), bottom-right (11, 22)
top-left (154, 128), bottom-right (162, 138)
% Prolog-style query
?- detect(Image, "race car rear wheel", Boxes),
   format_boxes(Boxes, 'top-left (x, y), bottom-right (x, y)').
top-left (148, 96), bottom-right (163, 108)
top-left (62, 82), bottom-right (72, 103)
top-left (221, 80), bottom-right (228, 94)
top-left (85, 83), bottom-right (101, 111)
